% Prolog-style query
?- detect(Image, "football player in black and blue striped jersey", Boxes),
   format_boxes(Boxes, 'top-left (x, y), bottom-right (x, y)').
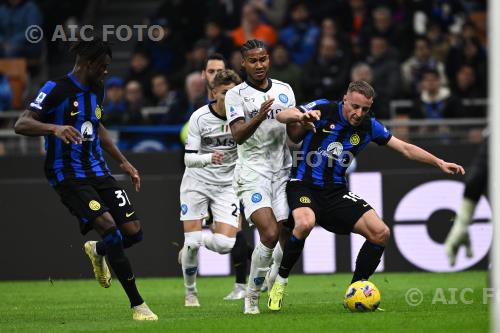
top-left (267, 80), bottom-right (465, 311)
top-left (14, 38), bottom-right (157, 321)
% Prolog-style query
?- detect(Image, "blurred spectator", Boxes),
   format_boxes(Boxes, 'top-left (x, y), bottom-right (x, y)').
top-left (401, 36), bottom-right (447, 96)
top-left (126, 50), bottom-right (154, 101)
top-left (302, 37), bottom-right (350, 101)
top-left (141, 17), bottom-right (186, 76)
top-left (155, 0), bottom-right (207, 49)
top-left (359, 6), bottom-right (411, 60)
top-left (230, 50), bottom-right (243, 79)
top-left (279, 1), bottom-right (320, 66)
top-left (123, 81), bottom-right (145, 125)
top-left (0, 0), bottom-right (42, 59)
top-left (231, 3), bottom-right (277, 47)
top-left (250, 0), bottom-right (288, 27)
top-left (426, 21), bottom-right (449, 63)
top-left (347, 0), bottom-right (368, 46)
top-left (410, 68), bottom-right (462, 119)
top-left (176, 40), bottom-right (210, 84)
top-left (205, 0), bottom-right (245, 30)
top-left (185, 72), bottom-right (206, 119)
top-left (452, 65), bottom-right (485, 118)
top-left (350, 62), bottom-right (373, 83)
top-left (102, 77), bottom-right (126, 126)
top-left (0, 73), bottom-right (12, 111)
top-left (203, 19), bottom-right (234, 59)
top-left (320, 17), bottom-right (351, 54)
top-left (350, 62), bottom-right (385, 118)
top-left (150, 73), bottom-right (187, 124)
top-left (446, 37), bottom-right (486, 92)
top-left (268, 44), bottom-right (303, 102)
top-left (365, 36), bottom-right (401, 119)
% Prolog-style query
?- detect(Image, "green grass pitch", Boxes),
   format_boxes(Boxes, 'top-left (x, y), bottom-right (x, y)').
top-left (0, 271), bottom-right (489, 333)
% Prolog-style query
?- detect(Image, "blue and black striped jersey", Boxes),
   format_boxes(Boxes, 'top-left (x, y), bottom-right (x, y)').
top-left (292, 99), bottom-right (392, 187)
top-left (28, 72), bottom-right (110, 186)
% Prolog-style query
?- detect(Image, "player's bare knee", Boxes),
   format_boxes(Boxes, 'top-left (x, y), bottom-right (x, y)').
top-left (294, 219), bottom-right (315, 238)
top-left (260, 226), bottom-right (279, 248)
top-left (372, 225), bottom-right (390, 246)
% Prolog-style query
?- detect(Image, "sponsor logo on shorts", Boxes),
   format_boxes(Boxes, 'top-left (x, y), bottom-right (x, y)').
top-left (125, 211), bottom-right (135, 218)
top-left (89, 200), bottom-right (101, 211)
top-left (299, 196), bottom-right (311, 204)
top-left (251, 193), bottom-right (262, 203)
top-left (363, 203), bottom-right (369, 207)
top-left (350, 133), bottom-right (360, 145)
top-left (279, 93), bottom-right (288, 103)
top-left (181, 204), bottom-right (188, 215)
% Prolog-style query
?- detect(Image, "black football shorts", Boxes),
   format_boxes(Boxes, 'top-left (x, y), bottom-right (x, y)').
top-left (286, 180), bottom-right (372, 234)
top-left (55, 175), bottom-right (139, 234)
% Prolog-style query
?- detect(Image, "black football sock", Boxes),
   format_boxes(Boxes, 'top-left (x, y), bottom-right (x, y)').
top-left (96, 229), bottom-right (144, 255)
top-left (278, 234), bottom-right (305, 279)
top-left (102, 227), bottom-right (144, 307)
top-left (231, 231), bottom-right (250, 284)
top-left (351, 241), bottom-right (385, 283)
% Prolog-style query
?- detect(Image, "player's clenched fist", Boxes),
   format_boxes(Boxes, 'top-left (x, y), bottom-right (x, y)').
top-left (211, 151), bottom-right (225, 165)
top-left (55, 125), bottom-right (83, 144)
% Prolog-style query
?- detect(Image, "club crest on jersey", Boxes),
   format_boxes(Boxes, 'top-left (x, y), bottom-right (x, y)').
top-left (81, 121), bottom-right (94, 141)
top-left (278, 93), bottom-right (288, 103)
top-left (326, 142), bottom-right (343, 159)
top-left (350, 133), bottom-right (360, 145)
top-left (95, 105), bottom-right (102, 119)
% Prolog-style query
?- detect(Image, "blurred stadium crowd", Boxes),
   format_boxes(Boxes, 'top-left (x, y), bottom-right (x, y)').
top-left (0, 0), bottom-right (488, 152)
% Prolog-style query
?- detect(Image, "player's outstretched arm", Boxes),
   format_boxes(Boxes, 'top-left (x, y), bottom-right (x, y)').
top-left (276, 107), bottom-right (321, 124)
top-left (386, 136), bottom-right (465, 175)
top-left (14, 110), bottom-right (83, 144)
top-left (229, 98), bottom-right (274, 144)
top-left (184, 151), bottom-right (224, 167)
top-left (98, 123), bottom-right (141, 192)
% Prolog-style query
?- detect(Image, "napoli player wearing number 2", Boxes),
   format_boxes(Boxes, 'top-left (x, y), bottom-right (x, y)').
top-left (14, 38), bottom-right (157, 320)
top-left (267, 80), bottom-right (465, 311)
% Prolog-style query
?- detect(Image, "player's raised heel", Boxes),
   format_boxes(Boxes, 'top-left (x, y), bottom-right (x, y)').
top-left (243, 290), bottom-right (260, 314)
top-left (132, 302), bottom-right (158, 321)
top-left (84, 241), bottom-right (111, 288)
top-left (268, 281), bottom-right (286, 311)
top-left (185, 293), bottom-right (200, 307)
top-left (224, 283), bottom-right (246, 300)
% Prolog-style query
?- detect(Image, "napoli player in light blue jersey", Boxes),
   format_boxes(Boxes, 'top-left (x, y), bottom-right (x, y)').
top-left (267, 80), bottom-right (465, 311)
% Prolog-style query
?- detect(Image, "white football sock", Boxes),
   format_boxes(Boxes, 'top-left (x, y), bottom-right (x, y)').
top-left (182, 231), bottom-right (202, 293)
top-left (268, 244), bottom-right (283, 287)
top-left (276, 274), bottom-right (288, 285)
top-left (247, 241), bottom-right (273, 293)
